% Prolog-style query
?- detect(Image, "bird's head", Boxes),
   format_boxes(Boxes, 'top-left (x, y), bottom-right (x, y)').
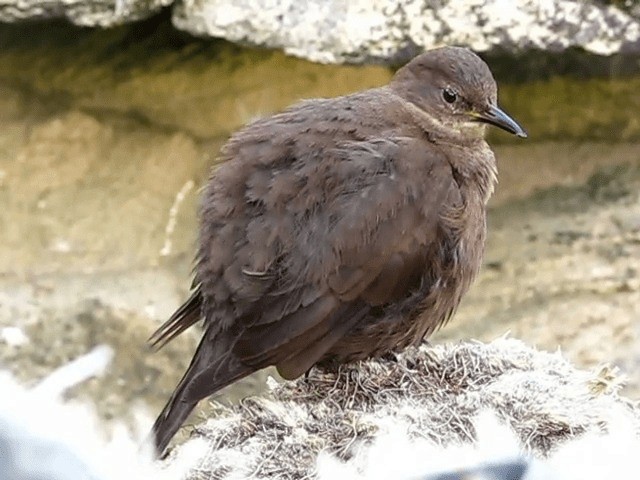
top-left (390, 46), bottom-right (527, 140)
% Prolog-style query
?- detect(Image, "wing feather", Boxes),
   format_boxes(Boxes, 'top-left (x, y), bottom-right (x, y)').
top-left (148, 286), bottom-right (202, 350)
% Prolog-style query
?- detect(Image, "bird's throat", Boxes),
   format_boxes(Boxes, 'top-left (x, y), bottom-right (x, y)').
top-left (401, 99), bottom-right (481, 145)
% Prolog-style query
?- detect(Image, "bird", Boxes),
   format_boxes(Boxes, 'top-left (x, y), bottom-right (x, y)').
top-left (148, 46), bottom-right (527, 455)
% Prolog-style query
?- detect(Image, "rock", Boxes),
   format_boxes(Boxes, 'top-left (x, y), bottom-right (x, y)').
top-left (0, 0), bottom-right (171, 26)
top-left (171, 0), bottom-right (640, 63)
top-left (1, 1), bottom-right (639, 61)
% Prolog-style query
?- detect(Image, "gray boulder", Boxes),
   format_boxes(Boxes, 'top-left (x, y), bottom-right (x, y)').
top-left (0, 0), bottom-right (171, 26)
top-left (172, 0), bottom-right (640, 63)
top-left (1, 1), bottom-right (639, 60)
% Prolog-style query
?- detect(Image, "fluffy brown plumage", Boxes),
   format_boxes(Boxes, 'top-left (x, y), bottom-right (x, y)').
top-left (149, 46), bottom-right (526, 455)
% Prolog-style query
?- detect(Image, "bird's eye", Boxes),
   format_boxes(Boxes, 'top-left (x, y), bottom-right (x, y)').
top-left (442, 88), bottom-right (457, 104)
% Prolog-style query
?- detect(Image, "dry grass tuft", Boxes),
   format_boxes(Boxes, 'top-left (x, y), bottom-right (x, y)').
top-left (170, 338), bottom-right (639, 479)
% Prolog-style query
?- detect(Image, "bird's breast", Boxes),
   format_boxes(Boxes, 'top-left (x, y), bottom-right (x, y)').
top-left (325, 191), bottom-right (488, 363)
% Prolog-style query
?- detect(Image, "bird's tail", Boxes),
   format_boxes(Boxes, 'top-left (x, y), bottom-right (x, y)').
top-left (151, 330), bottom-right (253, 456)
top-left (151, 382), bottom-right (198, 457)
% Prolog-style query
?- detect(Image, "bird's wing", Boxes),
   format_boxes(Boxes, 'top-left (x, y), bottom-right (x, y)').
top-left (148, 285), bottom-right (202, 350)
top-left (217, 133), bottom-right (461, 377)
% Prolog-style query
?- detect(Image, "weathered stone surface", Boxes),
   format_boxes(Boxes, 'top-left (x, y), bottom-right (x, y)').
top-left (172, 0), bottom-right (640, 63)
top-left (2, 1), bottom-right (640, 60)
top-left (0, 0), bottom-right (171, 26)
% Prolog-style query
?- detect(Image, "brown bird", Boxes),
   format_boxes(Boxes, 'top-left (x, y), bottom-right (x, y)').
top-left (149, 46), bottom-right (526, 455)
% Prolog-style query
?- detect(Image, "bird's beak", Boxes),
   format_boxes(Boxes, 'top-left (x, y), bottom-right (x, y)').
top-left (471, 105), bottom-right (527, 138)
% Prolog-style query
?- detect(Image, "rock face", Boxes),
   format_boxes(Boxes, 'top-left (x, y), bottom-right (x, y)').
top-left (1, 1), bottom-right (640, 61)
top-left (0, 0), bottom-right (171, 26)
top-left (172, 0), bottom-right (640, 62)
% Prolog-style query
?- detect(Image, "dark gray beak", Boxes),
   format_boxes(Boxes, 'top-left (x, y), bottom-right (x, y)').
top-left (473, 105), bottom-right (527, 138)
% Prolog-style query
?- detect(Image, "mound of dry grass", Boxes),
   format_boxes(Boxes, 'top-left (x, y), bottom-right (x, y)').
top-left (171, 338), bottom-right (639, 479)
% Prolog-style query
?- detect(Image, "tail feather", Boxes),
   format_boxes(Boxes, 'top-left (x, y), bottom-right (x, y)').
top-left (149, 286), bottom-right (202, 351)
top-left (151, 391), bottom-right (198, 457)
top-left (151, 329), bottom-right (254, 456)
